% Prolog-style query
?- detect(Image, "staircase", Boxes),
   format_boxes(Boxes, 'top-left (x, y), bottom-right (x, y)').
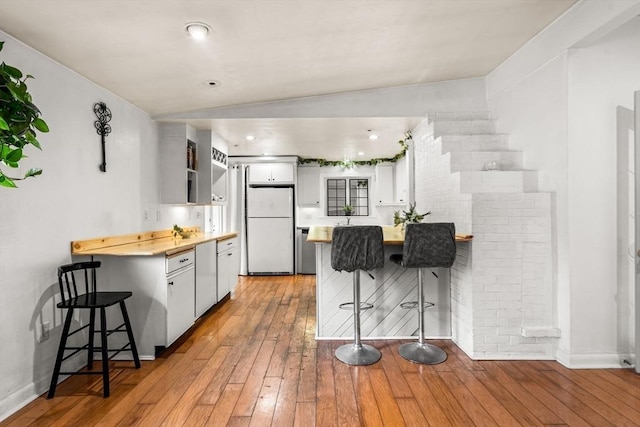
top-left (413, 112), bottom-right (558, 359)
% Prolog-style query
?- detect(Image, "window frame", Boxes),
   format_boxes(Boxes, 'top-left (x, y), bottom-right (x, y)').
top-left (324, 176), bottom-right (370, 217)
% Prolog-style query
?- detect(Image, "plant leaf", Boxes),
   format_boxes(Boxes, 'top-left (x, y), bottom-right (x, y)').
top-left (32, 117), bottom-right (49, 132)
top-left (6, 148), bottom-right (22, 162)
top-left (24, 168), bottom-right (42, 178)
top-left (0, 116), bottom-right (9, 130)
top-left (0, 173), bottom-right (17, 188)
top-left (2, 64), bottom-right (23, 80)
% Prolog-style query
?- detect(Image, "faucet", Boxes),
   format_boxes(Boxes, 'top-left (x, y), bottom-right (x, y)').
top-left (346, 217), bottom-right (351, 225)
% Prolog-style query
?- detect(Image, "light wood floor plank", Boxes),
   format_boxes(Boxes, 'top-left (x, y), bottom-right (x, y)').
top-left (205, 383), bottom-right (243, 426)
top-left (396, 397), bottom-right (430, 427)
top-left (247, 377), bottom-right (281, 427)
top-left (315, 341), bottom-right (338, 427)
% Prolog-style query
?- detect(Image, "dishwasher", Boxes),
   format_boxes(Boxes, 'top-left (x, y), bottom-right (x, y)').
top-left (296, 227), bottom-right (316, 274)
top-left (165, 248), bottom-right (195, 346)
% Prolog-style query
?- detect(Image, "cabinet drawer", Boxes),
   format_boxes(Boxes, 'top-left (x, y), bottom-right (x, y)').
top-left (217, 236), bottom-right (238, 253)
top-left (166, 249), bottom-right (195, 274)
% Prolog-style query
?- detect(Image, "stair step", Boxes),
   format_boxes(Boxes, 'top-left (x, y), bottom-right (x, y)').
top-left (449, 151), bottom-right (523, 172)
top-left (438, 134), bottom-right (510, 153)
top-left (434, 119), bottom-right (496, 135)
top-left (428, 111), bottom-right (491, 121)
top-left (458, 171), bottom-right (538, 193)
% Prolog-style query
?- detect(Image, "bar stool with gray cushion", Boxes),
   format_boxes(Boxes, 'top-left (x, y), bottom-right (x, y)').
top-left (390, 222), bottom-right (456, 364)
top-left (331, 225), bottom-right (385, 365)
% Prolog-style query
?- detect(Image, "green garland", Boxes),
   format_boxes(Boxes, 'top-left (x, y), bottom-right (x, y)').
top-left (298, 132), bottom-right (411, 167)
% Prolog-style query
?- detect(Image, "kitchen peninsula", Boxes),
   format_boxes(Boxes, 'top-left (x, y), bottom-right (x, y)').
top-left (71, 228), bottom-right (239, 358)
top-left (308, 225), bottom-right (472, 340)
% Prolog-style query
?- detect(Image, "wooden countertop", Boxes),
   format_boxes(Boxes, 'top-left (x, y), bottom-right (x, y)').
top-left (71, 228), bottom-right (238, 256)
top-left (307, 225), bottom-right (472, 244)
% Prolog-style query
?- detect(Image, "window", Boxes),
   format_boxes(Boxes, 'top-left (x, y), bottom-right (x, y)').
top-left (326, 178), bottom-right (369, 216)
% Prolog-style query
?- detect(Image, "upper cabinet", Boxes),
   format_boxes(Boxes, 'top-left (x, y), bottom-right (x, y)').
top-left (395, 156), bottom-right (408, 204)
top-left (159, 123), bottom-right (198, 204)
top-left (375, 164), bottom-right (395, 205)
top-left (197, 130), bottom-right (228, 204)
top-left (159, 124), bottom-right (229, 205)
top-left (248, 163), bottom-right (295, 185)
top-left (297, 166), bottom-right (321, 206)
top-left (375, 160), bottom-right (408, 205)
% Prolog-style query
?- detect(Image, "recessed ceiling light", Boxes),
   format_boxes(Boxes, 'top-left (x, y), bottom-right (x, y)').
top-left (262, 152), bottom-right (271, 156)
top-left (185, 22), bottom-right (211, 40)
top-left (368, 134), bottom-right (379, 140)
top-left (245, 135), bottom-right (256, 141)
top-left (357, 152), bottom-right (365, 156)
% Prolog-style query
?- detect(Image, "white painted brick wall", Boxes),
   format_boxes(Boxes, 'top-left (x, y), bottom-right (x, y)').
top-left (449, 150), bottom-right (523, 172)
top-left (434, 119), bottom-right (496, 135)
top-left (412, 113), bottom-right (556, 360)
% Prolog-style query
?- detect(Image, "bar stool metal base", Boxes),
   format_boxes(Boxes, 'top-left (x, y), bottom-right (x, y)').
top-left (398, 342), bottom-right (447, 365)
top-left (335, 343), bottom-right (381, 366)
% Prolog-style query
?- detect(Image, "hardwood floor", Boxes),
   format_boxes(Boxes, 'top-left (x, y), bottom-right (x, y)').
top-left (4, 275), bottom-right (639, 426)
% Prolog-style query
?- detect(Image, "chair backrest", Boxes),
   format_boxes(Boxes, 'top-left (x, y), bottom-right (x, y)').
top-left (331, 226), bottom-right (385, 272)
top-left (57, 261), bottom-right (101, 304)
top-left (403, 223), bottom-right (456, 268)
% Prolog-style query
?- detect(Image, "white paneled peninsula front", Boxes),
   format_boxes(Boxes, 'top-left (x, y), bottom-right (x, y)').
top-left (70, 229), bottom-right (239, 358)
top-left (308, 226), bottom-right (472, 340)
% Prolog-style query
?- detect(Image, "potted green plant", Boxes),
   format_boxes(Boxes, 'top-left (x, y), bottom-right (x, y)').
top-left (393, 203), bottom-right (430, 228)
top-left (0, 41), bottom-right (49, 188)
top-left (342, 204), bottom-right (353, 216)
top-left (172, 224), bottom-right (193, 239)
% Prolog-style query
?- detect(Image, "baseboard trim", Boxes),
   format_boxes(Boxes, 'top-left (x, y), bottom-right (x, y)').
top-left (0, 381), bottom-right (40, 423)
top-left (556, 349), bottom-right (636, 369)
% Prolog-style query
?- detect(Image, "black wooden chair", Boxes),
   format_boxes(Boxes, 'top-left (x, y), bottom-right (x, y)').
top-left (390, 222), bottom-right (456, 364)
top-left (47, 261), bottom-right (140, 398)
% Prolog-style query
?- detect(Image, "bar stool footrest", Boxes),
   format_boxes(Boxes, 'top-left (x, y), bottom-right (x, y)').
top-left (399, 301), bottom-right (435, 310)
top-left (339, 302), bottom-right (374, 311)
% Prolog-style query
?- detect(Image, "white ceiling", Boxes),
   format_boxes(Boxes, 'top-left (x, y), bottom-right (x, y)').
top-left (0, 0), bottom-right (576, 159)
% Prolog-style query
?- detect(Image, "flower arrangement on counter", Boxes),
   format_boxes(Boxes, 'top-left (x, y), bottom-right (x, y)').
top-left (298, 132), bottom-right (411, 168)
top-left (393, 203), bottom-right (430, 227)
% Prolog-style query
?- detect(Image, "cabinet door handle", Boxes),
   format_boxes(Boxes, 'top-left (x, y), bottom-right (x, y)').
top-left (169, 281), bottom-right (174, 286)
top-left (227, 253), bottom-right (232, 256)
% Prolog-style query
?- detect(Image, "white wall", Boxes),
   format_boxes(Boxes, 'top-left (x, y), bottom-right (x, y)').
top-left (0, 32), bottom-right (162, 419)
top-left (487, 0), bottom-right (640, 367)
top-left (567, 17), bottom-right (640, 362)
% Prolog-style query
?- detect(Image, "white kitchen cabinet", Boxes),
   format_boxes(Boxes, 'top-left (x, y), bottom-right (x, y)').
top-left (195, 240), bottom-right (217, 317)
top-left (395, 155), bottom-right (408, 203)
top-left (96, 249), bottom-right (196, 358)
top-left (248, 163), bottom-right (295, 184)
top-left (375, 164), bottom-right (395, 205)
top-left (217, 236), bottom-right (239, 300)
top-left (297, 166), bottom-right (321, 206)
top-left (159, 123), bottom-right (199, 204)
top-left (166, 264), bottom-right (196, 345)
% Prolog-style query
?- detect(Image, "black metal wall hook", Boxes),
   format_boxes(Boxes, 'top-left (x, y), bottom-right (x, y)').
top-left (93, 102), bottom-right (112, 172)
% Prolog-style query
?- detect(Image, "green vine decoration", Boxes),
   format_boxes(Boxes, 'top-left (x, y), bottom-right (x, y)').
top-left (298, 132), bottom-right (411, 167)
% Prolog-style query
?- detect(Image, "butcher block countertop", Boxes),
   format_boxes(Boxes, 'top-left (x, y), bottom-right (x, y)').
top-left (307, 225), bottom-right (473, 244)
top-left (71, 228), bottom-right (238, 256)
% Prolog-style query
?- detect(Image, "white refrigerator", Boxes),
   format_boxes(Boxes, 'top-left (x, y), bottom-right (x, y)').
top-left (246, 186), bottom-right (295, 274)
